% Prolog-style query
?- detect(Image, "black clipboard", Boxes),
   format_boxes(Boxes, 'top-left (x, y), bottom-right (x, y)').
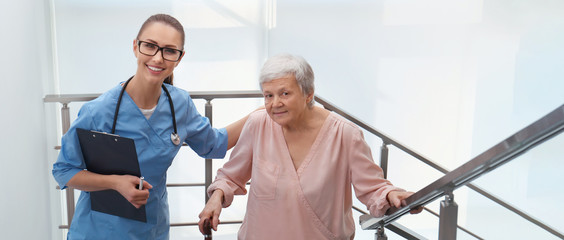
top-left (76, 128), bottom-right (146, 222)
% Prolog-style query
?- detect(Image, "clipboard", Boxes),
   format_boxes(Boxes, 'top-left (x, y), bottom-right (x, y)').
top-left (76, 128), bottom-right (146, 222)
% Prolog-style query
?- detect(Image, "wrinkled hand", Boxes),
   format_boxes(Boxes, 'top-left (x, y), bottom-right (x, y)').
top-left (113, 175), bottom-right (153, 209)
top-left (198, 190), bottom-right (224, 235)
top-left (387, 191), bottom-right (423, 214)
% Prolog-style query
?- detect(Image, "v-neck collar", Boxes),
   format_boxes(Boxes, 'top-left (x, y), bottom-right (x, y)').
top-left (276, 112), bottom-right (333, 177)
top-left (122, 87), bottom-right (165, 122)
top-left (121, 88), bottom-right (170, 147)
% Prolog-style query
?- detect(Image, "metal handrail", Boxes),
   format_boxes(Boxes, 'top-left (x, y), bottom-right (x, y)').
top-left (45, 91), bottom-right (562, 239)
top-left (316, 95), bottom-right (564, 239)
top-left (43, 91), bottom-right (264, 103)
top-left (362, 104), bottom-right (564, 239)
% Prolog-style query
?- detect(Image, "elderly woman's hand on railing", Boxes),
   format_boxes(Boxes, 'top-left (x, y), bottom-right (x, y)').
top-left (387, 190), bottom-right (423, 214)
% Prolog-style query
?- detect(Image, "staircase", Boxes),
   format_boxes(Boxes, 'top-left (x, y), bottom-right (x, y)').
top-left (45, 91), bottom-right (564, 239)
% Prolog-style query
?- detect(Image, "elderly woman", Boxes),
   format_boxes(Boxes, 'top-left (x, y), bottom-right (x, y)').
top-left (198, 54), bottom-right (419, 239)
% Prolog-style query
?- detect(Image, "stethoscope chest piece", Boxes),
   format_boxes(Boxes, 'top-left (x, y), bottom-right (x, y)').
top-left (171, 133), bottom-right (181, 145)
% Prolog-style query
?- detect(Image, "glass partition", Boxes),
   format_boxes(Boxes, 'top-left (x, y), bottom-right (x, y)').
top-left (464, 132), bottom-right (564, 239)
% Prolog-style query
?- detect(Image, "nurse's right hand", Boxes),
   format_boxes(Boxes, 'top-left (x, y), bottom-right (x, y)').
top-left (114, 175), bottom-right (153, 209)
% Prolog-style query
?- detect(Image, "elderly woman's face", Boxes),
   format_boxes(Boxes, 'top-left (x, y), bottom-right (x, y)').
top-left (262, 75), bottom-right (311, 127)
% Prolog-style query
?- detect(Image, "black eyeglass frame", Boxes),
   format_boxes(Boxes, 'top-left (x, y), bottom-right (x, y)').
top-left (137, 40), bottom-right (184, 62)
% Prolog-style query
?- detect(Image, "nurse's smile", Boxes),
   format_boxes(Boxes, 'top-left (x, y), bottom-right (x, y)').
top-left (147, 64), bottom-right (164, 74)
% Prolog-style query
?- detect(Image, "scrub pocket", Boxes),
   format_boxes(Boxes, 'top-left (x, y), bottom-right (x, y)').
top-left (251, 159), bottom-right (279, 200)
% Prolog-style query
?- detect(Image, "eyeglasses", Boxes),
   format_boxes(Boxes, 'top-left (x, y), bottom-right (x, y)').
top-left (137, 40), bottom-right (184, 62)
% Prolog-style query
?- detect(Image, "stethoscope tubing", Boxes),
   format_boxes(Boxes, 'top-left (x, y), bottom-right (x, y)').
top-left (112, 77), bottom-right (179, 144)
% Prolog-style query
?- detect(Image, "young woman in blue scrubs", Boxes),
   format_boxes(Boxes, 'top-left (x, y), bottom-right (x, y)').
top-left (52, 14), bottom-right (248, 239)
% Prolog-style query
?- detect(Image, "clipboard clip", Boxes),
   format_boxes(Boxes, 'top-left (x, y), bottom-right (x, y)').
top-left (90, 130), bottom-right (121, 137)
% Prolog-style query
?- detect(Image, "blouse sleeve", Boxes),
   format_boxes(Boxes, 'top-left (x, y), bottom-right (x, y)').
top-left (348, 128), bottom-right (405, 217)
top-left (206, 112), bottom-right (258, 208)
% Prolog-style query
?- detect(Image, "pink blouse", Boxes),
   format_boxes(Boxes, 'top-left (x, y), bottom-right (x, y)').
top-left (208, 110), bottom-right (403, 240)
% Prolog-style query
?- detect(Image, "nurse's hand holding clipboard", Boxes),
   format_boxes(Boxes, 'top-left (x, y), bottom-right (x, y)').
top-left (114, 175), bottom-right (153, 209)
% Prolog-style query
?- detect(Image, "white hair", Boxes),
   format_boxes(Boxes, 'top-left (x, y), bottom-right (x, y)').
top-left (259, 54), bottom-right (315, 107)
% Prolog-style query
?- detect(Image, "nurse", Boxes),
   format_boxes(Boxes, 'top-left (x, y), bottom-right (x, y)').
top-left (52, 14), bottom-right (248, 239)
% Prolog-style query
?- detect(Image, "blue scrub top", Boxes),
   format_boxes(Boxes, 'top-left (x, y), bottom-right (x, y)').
top-left (52, 83), bottom-right (228, 240)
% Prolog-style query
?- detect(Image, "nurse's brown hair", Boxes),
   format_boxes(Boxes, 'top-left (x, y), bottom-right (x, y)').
top-left (136, 14), bottom-right (185, 85)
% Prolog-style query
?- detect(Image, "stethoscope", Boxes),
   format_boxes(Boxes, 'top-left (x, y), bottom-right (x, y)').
top-left (112, 76), bottom-right (181, 145)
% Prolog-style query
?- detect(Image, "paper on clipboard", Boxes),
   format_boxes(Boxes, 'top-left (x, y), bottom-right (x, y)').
top-left (76, 128), bottom-right (146, 222)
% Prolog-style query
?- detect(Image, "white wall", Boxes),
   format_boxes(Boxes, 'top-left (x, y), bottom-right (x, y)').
top-left (0, 0), bottom-right (60, 239)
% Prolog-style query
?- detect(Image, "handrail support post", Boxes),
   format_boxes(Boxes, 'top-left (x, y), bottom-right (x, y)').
top-left (204, 99), bottom-right (213, 240)
top-left (380, 142), bottom-right (389, 179)
top-left (439, 191), bottom-right (458, 240)
top-left (376, 227), bottom-right (388, 240)
top-left (204, 99), bottom-right (213, 203)
top-left (61, 102), bottom-right (75, 227)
